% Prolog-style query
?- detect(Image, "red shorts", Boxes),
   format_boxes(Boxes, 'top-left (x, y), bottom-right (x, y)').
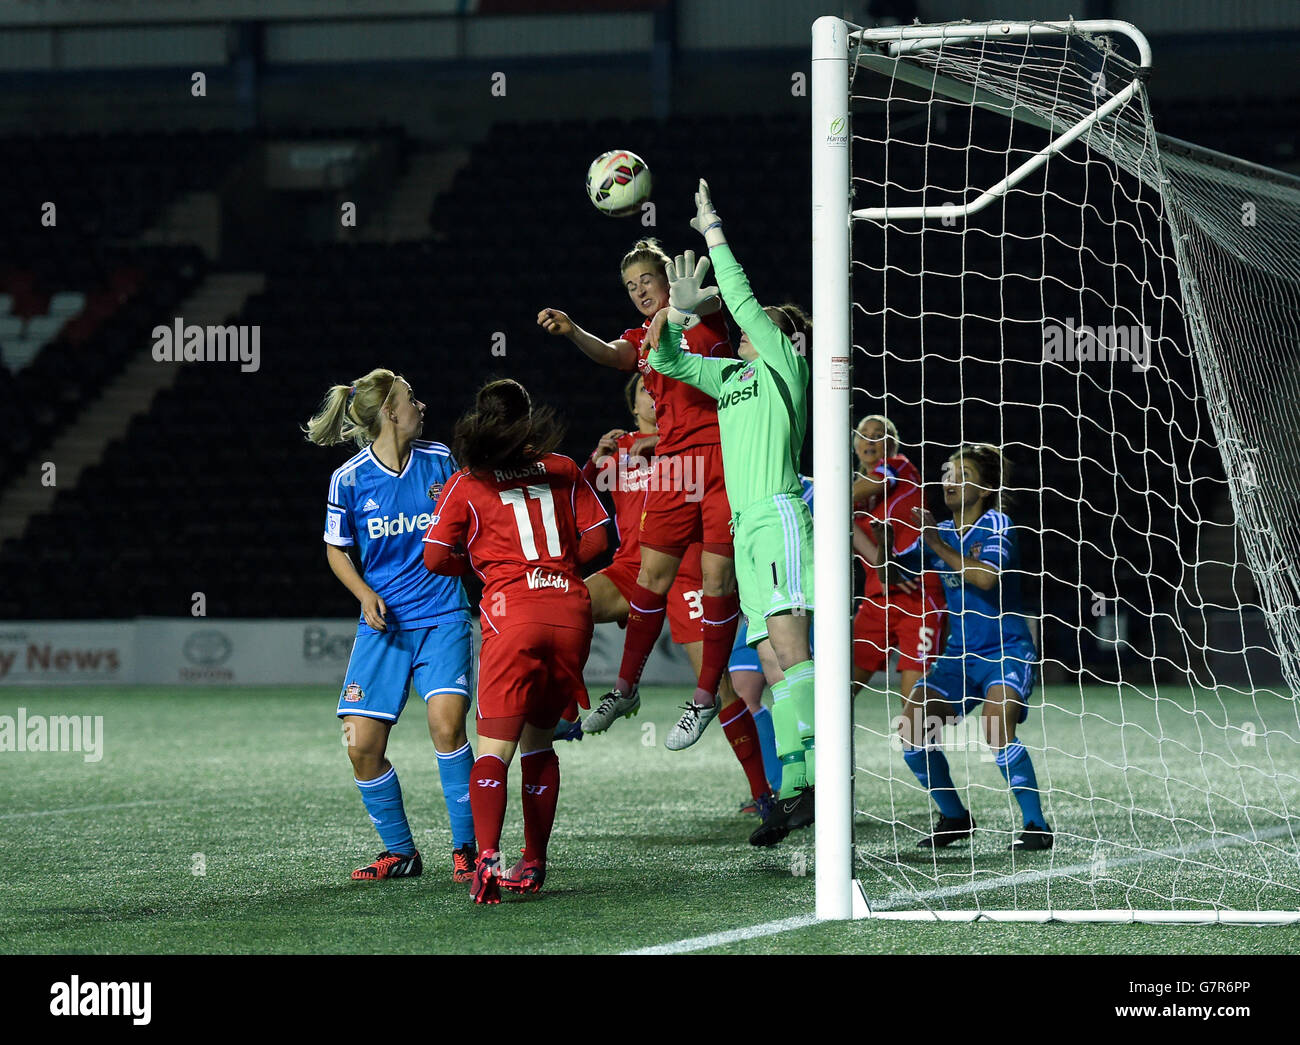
top-left (476, 620), bottom-right (593, 741)
top-left (853, 588), bottom-right (945, 675)
top-left (598, 548), bottom-right (705, 645)
top-left (639, 443), bottom-right (732, 554)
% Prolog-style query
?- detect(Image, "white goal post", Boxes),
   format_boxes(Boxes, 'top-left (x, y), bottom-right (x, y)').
top-left (811, 15), bottom-right (1300, 924)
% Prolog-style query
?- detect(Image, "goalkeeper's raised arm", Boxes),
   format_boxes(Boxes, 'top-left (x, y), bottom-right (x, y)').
top-left (649, 182), bottom-right (811, 515)
top-left (690, 179), bottom-right (810, 387)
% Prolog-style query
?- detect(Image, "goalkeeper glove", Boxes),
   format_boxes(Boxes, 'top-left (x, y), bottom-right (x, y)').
top-left (689, 178), bottom-right (727, 248)
top-left (666, 250), bottom-right (719, 327)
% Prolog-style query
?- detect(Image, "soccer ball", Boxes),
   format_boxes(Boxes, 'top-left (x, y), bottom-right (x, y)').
top-left (585, 150), bottom-right (652, 218)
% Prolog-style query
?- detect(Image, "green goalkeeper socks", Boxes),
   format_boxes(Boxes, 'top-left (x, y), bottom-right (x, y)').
top-left (784, 660), bottom-right (816, 787)
top-left (770, 678), bottom-right (807, 798)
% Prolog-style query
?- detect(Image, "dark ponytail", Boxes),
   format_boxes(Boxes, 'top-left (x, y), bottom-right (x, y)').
top-left (453, 378), bottom-right (565, 474)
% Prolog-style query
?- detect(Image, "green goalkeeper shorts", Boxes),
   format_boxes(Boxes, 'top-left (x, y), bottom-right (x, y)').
top-left (733, 493), bottom-right (815, 646)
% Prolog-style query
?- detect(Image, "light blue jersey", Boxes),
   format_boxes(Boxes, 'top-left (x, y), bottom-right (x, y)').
top-left (895, 508), bottom-right (1033, 655)
top-left (324, 440), bottom-right (470, 635)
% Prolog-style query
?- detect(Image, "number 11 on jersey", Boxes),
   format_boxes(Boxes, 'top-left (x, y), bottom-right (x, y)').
top-left (499, 485), bottom-right (561, 560)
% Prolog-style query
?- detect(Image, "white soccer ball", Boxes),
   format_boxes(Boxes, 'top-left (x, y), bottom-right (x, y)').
top-left (585, 150), bottom-right (652, 218)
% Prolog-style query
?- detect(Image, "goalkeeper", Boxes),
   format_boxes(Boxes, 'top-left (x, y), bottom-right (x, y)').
top-left (646, 179), bottom-right (815, 849)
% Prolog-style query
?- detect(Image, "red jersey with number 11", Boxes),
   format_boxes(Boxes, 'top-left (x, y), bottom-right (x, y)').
top-left (423, 454), bottom-right (609, 635)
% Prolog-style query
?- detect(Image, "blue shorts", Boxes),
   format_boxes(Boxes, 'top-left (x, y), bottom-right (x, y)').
top-left (728, 618), bottom-right (762, 674)
top-left (336, 618), bottom-right (474, 722)
top-left (912, 643), bottom-right (1037, 722)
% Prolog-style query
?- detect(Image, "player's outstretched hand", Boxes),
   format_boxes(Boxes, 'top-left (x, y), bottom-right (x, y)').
top-left (360, 590), bottom-right (388, 632)
top-left (912, 505), bottom-right (939, 544)
top-left (666, 251), bottom-right (719, 326)
top-left (689, 179), bottom-right (725, 247)
top-left (537, 307), bottom-right (574, 337)
top-left (593, 428), bottom-right (626, 464)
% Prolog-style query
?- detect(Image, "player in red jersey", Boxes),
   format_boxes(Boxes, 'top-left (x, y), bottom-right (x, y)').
top-left (538, 238), bottom-right (739, 751)
top-left (423, 379), bottom-right (609, 904)
top-left (581, 374), bottom-right (707, 678)
top-left (851, 415), bottom-right (947, 705)
top-left (564, 372), bottom-right (773, 811)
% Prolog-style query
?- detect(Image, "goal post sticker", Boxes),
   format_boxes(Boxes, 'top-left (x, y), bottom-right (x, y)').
top-left (831, 356), bottom-right (850, 389)
top-left (826, 115), bottom-right (849, 147)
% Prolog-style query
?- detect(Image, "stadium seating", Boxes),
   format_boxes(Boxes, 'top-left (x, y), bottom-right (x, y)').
top-left (0, 105), bottom-right (1290, 656)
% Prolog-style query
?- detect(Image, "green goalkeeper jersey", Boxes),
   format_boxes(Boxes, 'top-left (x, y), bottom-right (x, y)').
top-left (648, 244), bottom-right (808, 517)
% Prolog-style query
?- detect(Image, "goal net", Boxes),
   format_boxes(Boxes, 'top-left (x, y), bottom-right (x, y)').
top-left (811, 17), bottom-right (1300, 922)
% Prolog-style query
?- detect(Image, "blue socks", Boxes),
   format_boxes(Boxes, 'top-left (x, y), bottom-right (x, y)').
top-left (751, 705), bottom-right (782, 794)
top-left (903, 735), bottom-right (1047, 829)
top-left (995, 740), bottom-right (1046, 828)
top-left (355, 743), bottom-right (477, 855)
top-left (355, 765), bottom-right (415, 856)
top-left (901, 744), bottom-right (966, 819)
top-left (436, 741), bottom-right (476, 848)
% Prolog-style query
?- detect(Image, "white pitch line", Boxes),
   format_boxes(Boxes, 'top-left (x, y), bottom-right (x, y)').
top-left (0, 798), bottom-right (183, 820)
top-left (621, 913), bottom-right (820, 955)
top-left (627, 824), bottom-right (1298, 954)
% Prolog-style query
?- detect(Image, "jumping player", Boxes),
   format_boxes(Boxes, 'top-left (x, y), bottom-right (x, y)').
top-left (538, 237), bottom-right (740, 750)
top-left (648, 180), bottom-right (816, 848)
top-left (423, 379), bottom-right (609, 903)
top-left (304, 369), bottom-right (477, 883)
top-left (850, 415), bottom-right (946, 712)
top-left (574, 373), bottom-right (772, 807)
top-left (876, 443), bottom-right (1051, 850)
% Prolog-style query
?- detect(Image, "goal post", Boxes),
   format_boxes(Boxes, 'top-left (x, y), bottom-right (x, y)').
top-left (810, 14), bottom-right (857, 922)
top-left (811, 16), bottom-right (1300, 924)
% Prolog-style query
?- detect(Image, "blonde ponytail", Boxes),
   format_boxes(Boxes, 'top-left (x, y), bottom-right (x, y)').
top-left (303, 368), bottom-right (399, 448)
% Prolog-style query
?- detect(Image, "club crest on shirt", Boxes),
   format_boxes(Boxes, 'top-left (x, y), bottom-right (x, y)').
top-left (343, 682), bottom-right (364, 703)
top-left (427, 481), bottom-right (443, 502)
top-left (738, 364), bottom-right (757, 382)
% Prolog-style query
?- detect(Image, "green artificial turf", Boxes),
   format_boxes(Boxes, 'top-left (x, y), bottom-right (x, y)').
top-left (1, 685), bottom-right (1296, 954)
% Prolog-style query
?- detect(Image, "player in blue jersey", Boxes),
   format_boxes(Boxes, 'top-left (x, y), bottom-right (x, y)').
top-left (304, 368), bottom-right (478, 882)
top-left (729, 475), bottom-right (813, 811)
top-left (876, 443), bottom-right (1052, 851)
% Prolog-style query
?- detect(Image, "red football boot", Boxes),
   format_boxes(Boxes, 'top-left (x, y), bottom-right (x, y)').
top-left (501, 850), bottom-right (547, 895)
top-left (470, 849), bottom-right (502, 905)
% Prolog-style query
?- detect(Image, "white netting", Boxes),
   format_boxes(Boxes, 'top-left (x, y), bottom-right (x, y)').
top-left (845, 21), bottom-right (1300, 914)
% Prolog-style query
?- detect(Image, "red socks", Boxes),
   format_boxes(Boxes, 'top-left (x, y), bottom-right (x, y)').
top-left (520, 748), bottom-right (560, 862)
top-left (472, 750), bottom-right (560, 864)
top-left (696, 594), bottom-right (740, 704)
top-left (617, 583), bottom-right (668, 693)
top-left (470, 754), bottom-right (508, 853)
top-left (719, 699), bottom-right (771, 800)
top-left (619, 586), bottom-right (738, 708)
